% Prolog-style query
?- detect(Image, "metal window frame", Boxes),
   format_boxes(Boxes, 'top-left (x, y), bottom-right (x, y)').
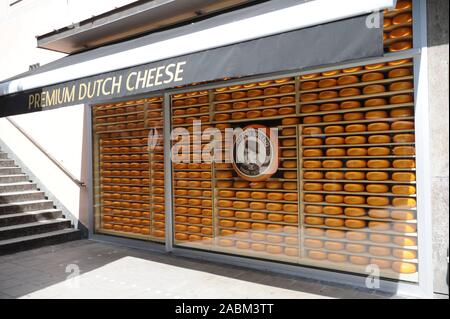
top-left (86, 0), bottom-right (433, 298)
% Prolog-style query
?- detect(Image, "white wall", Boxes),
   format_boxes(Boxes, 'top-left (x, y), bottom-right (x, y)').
top-left (0, 0), bottom-right (137, 229)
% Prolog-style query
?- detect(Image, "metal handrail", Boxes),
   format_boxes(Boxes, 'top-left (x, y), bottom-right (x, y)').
top-left (5, 117), bottom-right (86, 188)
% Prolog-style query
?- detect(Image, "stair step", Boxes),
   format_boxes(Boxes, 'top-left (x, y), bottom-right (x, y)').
top-left (0, 174), bottom-right (29, 184)
top-left (0, 209), bottom-right (63, 227)
top-left (0, 200), bottom-right (54, 215)
top-left (0, 167), bottom-right (21, 175)
top-left (0, 182), bottom-right (37, 193)
top-left (0, 228), bottom-right (81, 255)
top-left (0, 159), bottom-right (15, 167)
top-left (0, 218), bottom-right (71, 240)
top-left (0, 153), bottom-right (8, 160)
top-left (0, 190), bottom-right (45, 203)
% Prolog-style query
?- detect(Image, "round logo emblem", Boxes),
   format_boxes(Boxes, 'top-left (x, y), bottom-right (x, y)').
top-left (232, 124), bottom-right (279, 182)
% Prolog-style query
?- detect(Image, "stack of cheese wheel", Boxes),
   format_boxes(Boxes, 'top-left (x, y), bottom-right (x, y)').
top-left (300, 59), bottom-right (418, 280)
top-left (94, 96), bottom-right (165, 240)
top-left (213, 123), bottom-right (300, 260)
top-left (213, 77), bottom-right (296, 123)
top-left (171, 90), bottom-right (210, 126)
top-left (171, 115), bottom-right (214, 246)
top-left (383, 0), bottom-right (413, 53)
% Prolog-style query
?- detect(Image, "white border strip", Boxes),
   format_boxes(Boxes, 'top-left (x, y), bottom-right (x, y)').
top-left (0, 0), bottom-right (394, 96)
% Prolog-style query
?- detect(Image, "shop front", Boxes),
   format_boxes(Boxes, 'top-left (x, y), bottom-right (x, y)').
top-left (0, 0), bottom-right (433, 297)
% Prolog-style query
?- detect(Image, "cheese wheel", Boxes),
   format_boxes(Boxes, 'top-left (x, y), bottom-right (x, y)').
top-left (284, 214), bottom-right (298, 223)
top-left (235, 221), bottom-right (252, 229)
top-left (368, 246), bottom-right (391, 256)
top-left (327, 148), bottom-right (346, 156)
top-left (343, 112), bottom-right (364, 121)
top-left (392, 198), bottom-right (416, 208)
top-left (346, 148), bottom-right (367, 156)
top-left (366, 171), bottom-right (389, 181)
top-left (345, 171), bottom-right (366, 180)
top-left (366, 184), bottom-right (389, 193)
top-left (282, 127), bottom-right (297, 136)
top-left (369, 233), bottom-right (392, 243)
top-left (301, 93), bottom-right (319, 102)
top-left (390, 81), bottom-right (414, 92)
top-left (319, 91), bottom-right (339, 100)
top-left (325, 218), bottom-right (345, 227)
top-left (367, 122), bottom-right (390, 131)
top-left (323, 183), bottom-right (343, 191)
top-left (217, 181), bottom-right (233, 188)
top-left (367, 147), bottom-right (390, 156)
top-left (366, 110), bottom-right (388, 119)
top-left (283, 171), bottom-right (297, 179)
top-left (391, 120), bottom-right (414, 130)
top-left (344, 196), bottom-right (365, 205)
top-left (283, 204), bottom-right (298, 213)
top-left (325, 229), bottom-right (346, 238)
top-left (320, 103), bottom-right (340, 111)
top-left (249, 192), bottom-right (266, 200)
top-left (349, 256), bottom-right (369, 265)
top-left (250, 243), bottom-right (266, 251)
top-left (284, 193), bottom-right (298, 201)
top-left (301, 81), bottom-right (318, 90)
top-left (236, 191), bottom-right (251, 199)
top-left (393, 146), bottom-right (415, 156)
top-left (284, 247), bottom-right (299, 256)
top-left (389, 41), bottom-right (413, 52)
top-left (393, 159), bottom-right (415, 169)
top-left (305, 227), bottom-right (325, 237)
top-left (367, 159), bottom-right (391, 168)
top-left (368, 221), bottom-right (390, 231)
top-left (323, 160), bottom-right (343, 168)
top-left (340, 88), bottom-right (361, 97)
top-left (346, 231), bottom-right (368, 241)
top-left (391, 108), bottom-right (414, 119)
top-left (340, 101), bottom-right (361, 109)
top-left (337, 75), bottom-right (359, 85)
top-left (235, 211), bottom-right (251, 219)
top-left (364, 98), bottom-right (387, 108)
top-left (392, 261), bottom-right (417, 274)
top-left (346, 243), bottom-right (367, 253)
top-left (325, 195), bottom-right (344, 203)
top-left (305, 239), bottom-right (324, 248)
top-left (323, 206), bottom-right (343, 215)
top-left (345, 219), bottom-right (367, 229)
top-left (362, 72), bottom-right (384, 82)
top-left (251, 223), bottom-right (267, 231)
top-left (319, 78), bottom-right (337, 88)
top-left (393, 12), bottom-right (412, 25)
top-left (303, 126), bottom-right (322, 135)
top-left (305, 205), bottom-right (323, 214)
top-left (323, 114), bottom-right (343, 122)
top-left (392, 172), bottom-right (415, 182)
top-left (344, 207), bottom-right (366, 217)
top-left (308, 250), bottom-right (327, 260)
top-left (346, 160), bottom-right (367, 168)
top-left (325, 241), bottom-right (345, 251)
top-left (326, 253), bottom-right (347, 263)
top-left (363, 84), bottom-right (386, 95)
top-left (346, 124), bottom-right (366, 132)
top-left (303, 149), bottom-right (323, 157)
top-left (325, 137), bottom-right (345, 145)
top-left (303, 171), bottom-right (323, 179)
top-left (344, 184), bottom-right (365, 192)
top-left (325, 171), bottom-right (345, 180)
top-left (393, 248), bottom-right (417, 260)
top-left (282, 117), bottom-right (300, 125)
top-left (365, 63), bottom-right (386, 70)
top-left (305, 216), bottom-right (324, 225)
top-left (250, 202), bottom-right (266, 210)
top-left (322, 70), bottom-right (340, 76)
top-left (368, 135), bottom-right (391, 144)
top-left (392, 185), bottom-right (416, 195)
top-left (267, 224), bottom-right (283, 232)
top-left (324, 125), bottom-right (345, 133)
top-left (393, 236), bottom-right (417, 246)
top-left (262, 108), bottom-right (278, 117)
top-left (304, 116), bottom-right (323, 124)
top-left (369, 258), bottom-right (392, 269)
top-left (390, 94), bottom-right (414, 105)
top-left (301, 104), bottom-right (320, 113)
top-left (393, 223), bottom-right (417, 233)
top-left (283, 182), bottom-right (297, 190)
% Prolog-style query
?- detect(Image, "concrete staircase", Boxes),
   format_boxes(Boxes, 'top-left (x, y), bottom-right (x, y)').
top-left (0, 149), bottom-right (81, 255)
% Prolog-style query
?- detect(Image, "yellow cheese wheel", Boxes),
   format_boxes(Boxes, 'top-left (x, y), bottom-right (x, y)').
top-left (368, 221), bottom-right (391, 231)
top-left (343, 67), bottom-right (363, 73)
top-left (301, 104), bottom-right (320, 113)
top-left (303, 138), bottom-right (323, 146)
top-left (368, 246), bottom-right (392, 256)
top-left (250, 202), bottom-right (266, 210)
top-left (267, 224), bottom-right (283, 232)
top-left (363, 84), bottom-right (386, 94)
top-left (392, 172), bottom-right (416, 182)
top-left (389, 68), bottom-right (412, 79)
top-left (308, 250), bottom-right (327, 260)
top-left (389, 41), bottom-right (413, 52)
top-left (326, 172), bottom-right (345, 180)
top-left (349, 256), bottom-right (369, 265)
top-left (325, 195), bottom-right (344, 203)
top-left (390, 81), bottom-right (414, 92)
top-left (344, 196), bottom-right (366, 205)
top-left (366, 184), bottom-right (389, 193)
top-left (216, 171), bottom-right (233, 178)
top-left (361, 72), bottom-right (384, 82)
top-left (301, 93), bottom-right (319, 102)
top-left (392, 261), bottom-right (417, 274)
top-left (392, 146), bottom-right (415, 156)
top-left (251, 223), bottom-right (267, 231)
top-left (327, 253), bottom-right (348, 263)
top-left (268, 213), bottom-right (283, 221)
top-left (325, 218), bottom-right (345, 227)
top-left (322, 160), bottom-right (343, 168)
top-left (390, 94), bottom-right (413, 104)
top-left (368, 135), bottom-right (391, 143)
top-left (392, 185), bottom-right (416, 195)
top-left (366, 171), bottom-right (389, 181)
top-left (303, 183), bottom-right (322, 191)
top-left (301, 81), bottom-right (318, 90)
top-left (282, 117), bottom-right (300, 125)
top-left (344, 184), bottom-right (365, 192)
top-left (282, 128), bottom-right (297, 137)
top-left (391, 108), bottom-right (414, 119)
top-left (393, 248), bottom-right (417, 259)
top-left (326, 229), bottom-right (346, 238)
top-left (283, 182), bottom-right (297, 190)
top-left (346, 243), bottom-right (367, 253)
top-left (301, 149), bottom-right (322, 158)
top-left (344, 207), bottom-right (366, 217)
top-left (366, 110), bottom-right (389, 119)
top-left (347, 148), bottom-right (368, 156)
top-left (345, 124), bottom-right (366, 132)
top-left (323, 183), bottom-right (343, 191)
top-left (367, 159), bottom-right (391, 168)
top-left (346, 231), bottom-right (368, 241)
top-left (305, 205), bottom-right (323, 214)
top-left (219, 190), bottom-right (236, 198)
top-left (322, 70), bottom-right (340, 76)
top-left (337, 75), bottom-right (359, 85)
top-left (370, 258), bottom-right (392, 269)
top-left (365, 63), bottom-right (386, 70)
top-left (325, 137), bottom-right (345, 145)
top-left (323, 206), bottom-right (343, 216)
top-left (319, 91), bottom-right (339, 100)
top-left (327, 148), bottom-right (346, 156)
top-left (393, 223), bottom-right (417, 234)
top-left (305, 239), bottom-right (324, 248)
top-left (284, 214), bottom-right (298, 223)
top-left (345, 219), bottom-right (367, 229)
top-left (393, 236), bottom-right (417, 246)
top-left (364, 98), bottom-right (387, 107)
top-left (345, 136), bottom-right (367, 145)
top-left (323, 114), bottom-right (343, 122)
top-left (305, 227), bottom-right (325, 237)
top-left (319, 78), bottom-right (337, 88)
top-left (345, 171), bottom-right (366, 180)
top-left (339, 88), bottom-right (361, 97)
top-left (340, 101), bottom-right (361, 109)
top-left (369, 233), bottom-right (392, 243)
top-left (324, 125), bottom-right (344, 133)
top-left (218, 200), bottom-right (233, 208)
top-left (235, 221), bottom-right (252, 229)
top-left (367, 147), bottom-right (391, 156)
top-left (346, 160), bottom-right (367, 168)
top-left (321, 103), bottom-right (340, 111)
top-left (249, 182), bottom-right (265, 189)
top-left (393, 11), bottom-right (412, 24)
top-left (391, 120), bottom-right (414, 130)
top-left (218, 239), bottom-right (235, 247)
top-left (367, 122), bottom-right (390, 131)
top-left (325, 241), bottom-right (345, 251)
top-left (305, 216), bottom-right (324, 225)
top-left (284, 193), bottom-right (298, 201)
top-left (392, 198), bottom-right (416, 208)
top-left (235, 211), bottom-right (251, 219)
top-left (393, 159), bottom-right (415, 168)
top-left (285, 247), bottom-right (299, 256)
top-left (343, 112), bottom-right (364, 121)
top-left (282, 160), bottom-right (297, 168)
top-left (283, 204), bottom-right (298, 212)
top-left (303, 171), bottom-right (324, 180)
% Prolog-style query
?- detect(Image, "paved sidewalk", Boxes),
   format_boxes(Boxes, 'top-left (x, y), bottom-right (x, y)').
top-left (0, 239), bottom-right (400, 299)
